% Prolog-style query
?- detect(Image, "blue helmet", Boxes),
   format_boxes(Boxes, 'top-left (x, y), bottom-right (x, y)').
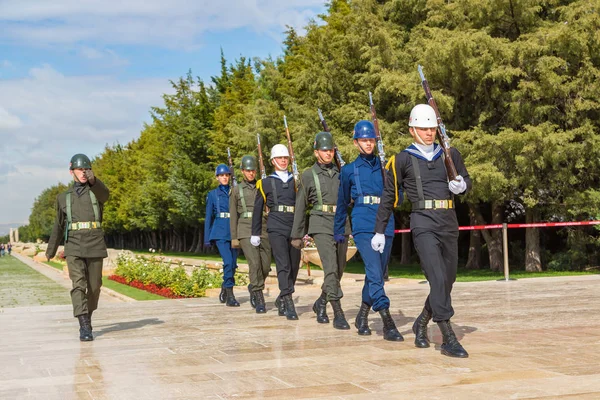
top-left (353, 120), bottom-right (376, 139)
top-left (215, 164), bottom-right (231, 176)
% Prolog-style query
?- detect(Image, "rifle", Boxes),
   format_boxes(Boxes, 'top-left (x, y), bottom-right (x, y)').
top-left (256, 134), bottom-right (267, 179)
top-left (368, 92), bottom-right (387, 185)
top-left (317, 109), bottom-right (345, 170)
top-left (227, 147), bottom-right (238, 187)
top-left (283, 115), bottom-right (300, 187)
top-left (417, 65), bottom-right (458, 181)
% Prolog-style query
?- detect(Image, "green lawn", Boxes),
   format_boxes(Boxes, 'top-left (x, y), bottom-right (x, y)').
top-left (132, 249), bottom-right (248, 263)
top-left (102, 277), bottom-right (167, 301)
top-left (44, 260), bottom-right (65, 270)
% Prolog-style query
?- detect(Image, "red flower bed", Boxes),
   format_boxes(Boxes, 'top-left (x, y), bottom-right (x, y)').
top-left (108, 275), bottom-right (186, 299)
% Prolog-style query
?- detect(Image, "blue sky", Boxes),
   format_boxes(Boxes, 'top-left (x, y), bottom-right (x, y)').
top-left (0, 0), bottom-right (327, 226)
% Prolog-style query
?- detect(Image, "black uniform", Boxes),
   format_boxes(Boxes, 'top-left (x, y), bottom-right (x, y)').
top-left (376, 145), bottom-right (471, 322)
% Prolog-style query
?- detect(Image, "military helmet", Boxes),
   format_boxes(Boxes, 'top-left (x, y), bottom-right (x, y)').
top-left (353, 120), bottom-right (376, 139)
top-left (313, 131), bottom-right (334, 150)
top-left (409, 104), bottom-right (438, 128)
top-left (69, 154), bottom-right (92, 170)
top-left (270, 144), bottom-right (290, 160)
top-left (215, 164), bottom-right (231, 176)
top-left (240, 155), bottom-right (257, 171)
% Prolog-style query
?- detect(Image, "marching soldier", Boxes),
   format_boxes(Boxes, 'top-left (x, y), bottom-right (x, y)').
top-left (334, 121), bottom-right (403, 341)
top-left (46, 153), bottom-right (109, 342)
top-left (251, 144), bottom-right (300, 320)
top-left (230, 155), bottom-right (272, 313)
top-left (291, 132), bottom-right (351, 329)
top-left (205, 164), bottom-right (239, 307)
top-left (374, 104), bottom-right (472, 358)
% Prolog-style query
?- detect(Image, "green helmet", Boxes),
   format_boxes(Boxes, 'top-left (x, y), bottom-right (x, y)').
top-left (69, 154), bottom-right (92, 170)
top-left (240, 155), bottom-right (258, 171)
top-left (313, 131), bottom-right (334, 150)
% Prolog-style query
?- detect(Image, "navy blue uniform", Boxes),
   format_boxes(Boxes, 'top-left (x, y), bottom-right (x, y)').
top-left (205, 184), bottom-right (238, 288)
top-left (334, 154), bottom-right (394, 311)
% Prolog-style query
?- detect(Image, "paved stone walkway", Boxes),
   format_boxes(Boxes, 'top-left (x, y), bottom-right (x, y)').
top-left (1, 271), bottom-right (599, 399)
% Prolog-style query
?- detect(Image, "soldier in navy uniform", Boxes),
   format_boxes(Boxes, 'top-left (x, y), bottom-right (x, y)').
top-left (373, 104), bottom-right (471, 358)
top-left (334, 121), bottom-right (403, 341)
top-left (251, 144), bottom-right (300, 320)
top-left (205, 164), bottom-right (239, 307)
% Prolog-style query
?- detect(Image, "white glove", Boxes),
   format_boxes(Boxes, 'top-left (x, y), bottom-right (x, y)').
top-left (250, 236), bottom-right (261, 247)
top-left (449, 175), bottom-right (467, 195)
top-left (371, 233), bottom-right (386, 254)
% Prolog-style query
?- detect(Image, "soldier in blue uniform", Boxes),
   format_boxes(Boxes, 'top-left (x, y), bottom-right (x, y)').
top-left (205, 164), bottom-right (239, 307)
top-left (334, 121), bottom-right (403, 341)
top-left (374, 104), bottom-right (471, 358)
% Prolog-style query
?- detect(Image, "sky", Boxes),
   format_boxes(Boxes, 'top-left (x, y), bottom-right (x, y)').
top-left (0, 0), bottom-right (327, 226)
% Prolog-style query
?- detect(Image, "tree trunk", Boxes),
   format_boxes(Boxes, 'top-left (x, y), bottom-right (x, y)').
top-left (189, 227), bottom-right (198, 252)
top-left (465, 207), bottom-right (482, 269)
top-left (525, 208), bottom-right (542, 271)
top-left (471, 202), bottom-right (503, 272)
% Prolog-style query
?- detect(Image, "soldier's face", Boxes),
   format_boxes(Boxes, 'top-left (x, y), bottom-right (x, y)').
top-left (242, 169), bottom-right (256, 181)
top-left (272, 157), bottom-right (289, 171)
top-left (411, 127), bottom-right (436, 145)
top-left (314, 149), bottom-right (334, 164)
top-left (70, 168), bottom-right (89, 183)
top-left (216, 174), bottom-right (230, 185)
top-left (353, 139), bottom-right (375, 155)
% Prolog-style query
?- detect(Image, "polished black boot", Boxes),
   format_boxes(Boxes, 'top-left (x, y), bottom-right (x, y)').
top-left (225, 287), bottom-right (240, 307)
top-left (248, 284), bottom-right (256, 309)
top-left (219, 283), bottom-right (226, 304)
top-left (77, 314), bottom-right (93, 342)
top-left (283, 295), bottom-right (298, 320)
top-left (412, 307), bottom-right (432, 348)
top-left (312, 292), bottom-right (329, 324)
top-left (379, 309), bottom-right (404, 342)
top-left (437, 320), bottom-right (469, 358)
top-left (355, 302), bottom-right (371, 335)
top-left (254, 290), bottom-right (266, 314)
top-left (274, 295), bottom-right (286, 316)
top-left (330, 300), bottom-right (350, 330)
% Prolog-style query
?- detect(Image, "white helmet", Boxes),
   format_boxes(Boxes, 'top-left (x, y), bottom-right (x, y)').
top-left (409, 104), bottom-right (438, 128)
top-left (270, 144), bottom-right (290, 160)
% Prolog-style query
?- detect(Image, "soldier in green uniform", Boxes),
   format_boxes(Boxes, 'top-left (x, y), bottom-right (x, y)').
top-left (46, 154), bottom-right (109, 342)
top-left (291, 132), bottom-right (351, 330)
top-left (230, 155), bottom-right (272, 313)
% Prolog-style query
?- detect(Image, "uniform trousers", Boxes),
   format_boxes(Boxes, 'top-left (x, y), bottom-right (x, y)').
top-left (240, 238), bottom-right (271, 291)
top-left (268, 231), bottom-right (300, 296)
top-left (412, 228), bottom-right (458, 322)
top-left (215, 240), bottom-right (238, 288)
top-left (312, 233), bottom-right (348, 301)
top-left (66, 256), bottom-right (103, 317)
top-left (353, 233), bottom-right (393, 311)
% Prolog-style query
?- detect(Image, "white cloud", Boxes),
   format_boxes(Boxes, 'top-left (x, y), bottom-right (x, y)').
top-left (0, 64), bottom-right (172, 224)
top-left (0, 0), bottom-right (324, 48)
top-left (79, 46), bottom-right (129, 67)
top-left (1, 60), bottom-right (12, 68)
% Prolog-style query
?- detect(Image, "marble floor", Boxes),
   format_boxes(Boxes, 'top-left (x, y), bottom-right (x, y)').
top-left (1, 273), bottom-right (599, 399)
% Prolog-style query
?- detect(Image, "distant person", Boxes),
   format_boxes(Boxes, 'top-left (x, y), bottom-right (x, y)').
top-left (46, 153), bottom-right (109, 342)
top-left (0, 243), bottom-right (5, 257)
top-left (7, 243), bottom-right (11, 256)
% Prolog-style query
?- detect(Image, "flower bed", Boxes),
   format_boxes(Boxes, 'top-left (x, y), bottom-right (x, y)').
top-left (110, 254), bottom-right (248, 298)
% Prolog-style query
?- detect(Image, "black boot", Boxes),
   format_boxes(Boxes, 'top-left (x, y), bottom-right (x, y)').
top-left (248, 284), bottom-right (256, 309)
top-left (437, 320), bottom-right (469, 358)
top-left (274, 295), bottom-right (286, 316)
top-left (379, 309), bottom-right (404, 342)
top-left (225, 287), bottom-right (240, 307)
top-left (254, 290), bottom-right (266, 314)
top-left (219, 283), bottom-right (226, 304)
top-left (355, 302), bottom-right (371, 336)
top-left (412, 307), bottom-right (432, 348)
top-left (330, 300), bottom-right (350, 330)
top-left (312, 292), bottom-right (329, 324)
top-left (77, 314), bottom-right (93, 342)
top-left (283, 295), bottom-right (298, 320)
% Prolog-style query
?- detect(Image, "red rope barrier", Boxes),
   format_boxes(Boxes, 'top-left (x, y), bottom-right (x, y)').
top-left (394, 220), bottom-right (600, 234)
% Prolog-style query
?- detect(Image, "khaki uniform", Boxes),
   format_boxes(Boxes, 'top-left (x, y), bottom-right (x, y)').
top-left (47, 180), bottom-right (109, 317)
top-left (230, 180), bottom-right (271, 291)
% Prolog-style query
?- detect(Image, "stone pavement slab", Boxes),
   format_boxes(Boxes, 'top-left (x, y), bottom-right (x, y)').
top-left (1, 274), bottom-right (600, 399)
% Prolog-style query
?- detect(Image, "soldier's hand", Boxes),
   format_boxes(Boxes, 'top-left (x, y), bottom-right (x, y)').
top-left (334, 234), bottom-right (346, 244)
top-left (250, 236), bottom-right (261, 247)
top-left (448, 175), bottom-right (466, 195)
top-left (290, 238), bottom-right (303, 249)
top-left (84, 169), bottom-right (96, 185)
top-left (371, 233), bottom-right (386, 254)
top-left (231, 239), bottom-right (240, 249)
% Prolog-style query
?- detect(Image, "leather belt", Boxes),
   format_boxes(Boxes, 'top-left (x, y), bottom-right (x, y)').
top-left (70, 221), bottom-right (102, 230)
top-left (356, 196), bottom-right (381, 205)
top-left (240, 212), bottom-right (253, 219)
top-left (313, 204), bottom-right (337, 213)
top-left (217, 212), bottom-right (231, 218)
top-left (412, 199), bottom-right (454, 210)
top-left (273, 205), bottom-right (295, 213)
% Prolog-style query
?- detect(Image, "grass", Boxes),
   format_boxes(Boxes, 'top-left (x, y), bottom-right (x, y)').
top-left (131, 249), bottom-right (249, 263)
top-left (102, 277), bottom-right (167, 301)
top-left (44, 260), bottom-right (65, 270)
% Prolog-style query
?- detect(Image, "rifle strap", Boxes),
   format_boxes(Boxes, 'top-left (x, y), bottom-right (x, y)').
top-left (410, 156), bottom-right (425, 202)
top-left (353, 163), bottom-right (364, 197)
top-left (238, 185), bottom-right (247, 214)
top-left (65, 189), bottom-right (100, 243)
top-left (270, 178), bottom-right (278, 207)
top-left (311, 167), bottom-right (323, 206)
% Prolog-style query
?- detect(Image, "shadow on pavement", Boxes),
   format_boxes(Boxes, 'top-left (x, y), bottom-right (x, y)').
top-left (94, 318), bottom-right (164, 337)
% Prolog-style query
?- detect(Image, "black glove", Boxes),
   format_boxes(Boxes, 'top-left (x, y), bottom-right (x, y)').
top-left (85, 169), bottom-right (96, 185)
top-left (334, 234), bottom-right (347, 244)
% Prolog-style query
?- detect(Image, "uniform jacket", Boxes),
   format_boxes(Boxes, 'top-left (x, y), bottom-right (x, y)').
top-left (230, 179), bottom-right (268, 239)
top-left (204, 184), bottom-right (232, 242)
top-left (252, 172), bottom-right (296, 236)
top-left (334, 154), bottom-right (395, 237)
top-left (47, 179), bottom-right (109, 259)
